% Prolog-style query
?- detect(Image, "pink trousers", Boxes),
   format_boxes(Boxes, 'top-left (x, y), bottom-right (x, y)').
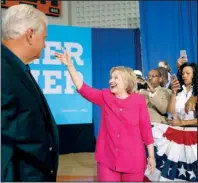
top-left (97, 163), bottom-right (145, 182)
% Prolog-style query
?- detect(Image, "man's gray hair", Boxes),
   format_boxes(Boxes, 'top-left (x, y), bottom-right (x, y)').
top-left (2, 4), bottom-right (48, 40)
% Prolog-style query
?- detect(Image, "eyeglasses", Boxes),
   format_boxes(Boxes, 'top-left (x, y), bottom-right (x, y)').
top-left (148, 75), bottom-right (160, 79)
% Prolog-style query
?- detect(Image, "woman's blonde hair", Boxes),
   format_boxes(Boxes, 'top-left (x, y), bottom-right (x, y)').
top-left (110, 66), bottom-right (137, 94)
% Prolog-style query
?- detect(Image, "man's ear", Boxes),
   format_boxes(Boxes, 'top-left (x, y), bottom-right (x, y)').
top-left (26, 28), bottom-right (34, 45)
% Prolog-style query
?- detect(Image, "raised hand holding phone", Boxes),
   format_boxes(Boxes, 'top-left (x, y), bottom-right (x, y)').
top-left (170, 74), bottom-right (180, 94)
top-left (170, 74), bottom-right (178, 81)
top-left (180, 50), bottom-right (188, 61)
top-left (177, 50), bottom-right (188, 68)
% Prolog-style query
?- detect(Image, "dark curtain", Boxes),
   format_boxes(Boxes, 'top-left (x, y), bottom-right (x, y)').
top-left (139, 1), bottom-right (197, 76)
top-left (92, 28), bottom-right (142, 137)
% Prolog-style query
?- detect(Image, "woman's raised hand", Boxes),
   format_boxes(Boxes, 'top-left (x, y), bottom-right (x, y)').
top-left (55, 48), bottom-right (73, 67)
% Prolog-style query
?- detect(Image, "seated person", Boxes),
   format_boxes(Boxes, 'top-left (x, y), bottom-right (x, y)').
top-left (167, 63), bottom-right (197, 126)
top-left (139, 69), bottom-right (171, 123)
top-left (156, 67), bottom-right (171, 89)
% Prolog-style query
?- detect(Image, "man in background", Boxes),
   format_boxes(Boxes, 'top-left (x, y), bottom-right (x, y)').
top-left (139, 69), bottom-right (171, 123)
top-left (1, 4), bottom-right (59, 181)
top-left (156, 67), bottom-right (171, 89)
top-left (158, 60), bottom-right (171, 84)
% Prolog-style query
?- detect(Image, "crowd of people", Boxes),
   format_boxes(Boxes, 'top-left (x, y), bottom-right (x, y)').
top-left (134, 57), bottom-right (197, 127)
top-left (1, 4), bottom-right (197, 182)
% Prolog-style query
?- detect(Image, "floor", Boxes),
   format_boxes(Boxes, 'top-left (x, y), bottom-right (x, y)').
top-left (57, 153), bottom-right (96, 181)
top-left (56, 152), bottom-right (150, 182)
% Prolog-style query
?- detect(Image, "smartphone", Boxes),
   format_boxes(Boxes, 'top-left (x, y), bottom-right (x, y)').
top-left (180, 50), bottom-right (188, 61)
top-left (170, 74), bottom-right (178, 81)
top-left (170, 74), bottom-right (181, 89)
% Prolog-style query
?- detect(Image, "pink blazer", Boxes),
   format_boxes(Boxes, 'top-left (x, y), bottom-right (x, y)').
top-left (78, 83), bottom-right (154, 173)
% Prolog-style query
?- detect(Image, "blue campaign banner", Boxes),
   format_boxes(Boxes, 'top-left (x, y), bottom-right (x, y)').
top-left (29, 25), bottom-right (92, 125)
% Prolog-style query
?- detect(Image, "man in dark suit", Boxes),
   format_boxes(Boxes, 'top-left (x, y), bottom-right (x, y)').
top-left (1, 4), bottom-right (59, 182)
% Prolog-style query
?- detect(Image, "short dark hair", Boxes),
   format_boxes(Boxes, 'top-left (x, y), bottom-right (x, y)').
top-left (156, 67), bottom-right (168, 79)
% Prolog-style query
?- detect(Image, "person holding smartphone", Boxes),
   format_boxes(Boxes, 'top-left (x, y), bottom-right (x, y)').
top-left (176, 50), bottom-right (188, 83)
top-left (167, 63), bottom-right (197, 126)
top-left (177, 50), bottom-right (188, 69)
top-left (139, 69), bottom-right (171, 124)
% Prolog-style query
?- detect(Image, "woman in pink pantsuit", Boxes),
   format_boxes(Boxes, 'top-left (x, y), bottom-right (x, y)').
top-left (55, 51), bottom-right (156, 182)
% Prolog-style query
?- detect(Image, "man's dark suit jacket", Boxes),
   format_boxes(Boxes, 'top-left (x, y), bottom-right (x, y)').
top-left (1, 44), bottom-right (59, 182)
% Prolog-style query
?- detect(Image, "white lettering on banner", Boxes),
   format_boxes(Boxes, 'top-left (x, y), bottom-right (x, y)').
top-left (30, 41), bottom-right (86, 94)
top-left (32, 59), bottom-right (40, 64)
top-left (30, 70), bottom-right (84, 94)
top-left (31, 70), bottom-right (40, 83)
top-left (43, 41), bottom-right (62, 65)
top-left (64, 71), bottom-right (83, 94)
top-left (32, 41), bottom-right (84, 66)
top-left (64, 42), bottom-right (84, 66)
top-left (43, 70), bottom-right (62, 94)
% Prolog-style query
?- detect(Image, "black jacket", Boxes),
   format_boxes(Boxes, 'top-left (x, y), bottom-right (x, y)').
top-left (1, 44), bottom-right (59, 182)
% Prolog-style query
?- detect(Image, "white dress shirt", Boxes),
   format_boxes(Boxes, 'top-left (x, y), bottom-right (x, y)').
top-left (175, 85), bottom-right (195, 120)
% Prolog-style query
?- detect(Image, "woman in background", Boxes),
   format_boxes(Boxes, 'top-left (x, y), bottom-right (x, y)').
top-left (55, 51), bottom-right (156, 182)
top-left (167, 63), bottom-right (197, 126)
